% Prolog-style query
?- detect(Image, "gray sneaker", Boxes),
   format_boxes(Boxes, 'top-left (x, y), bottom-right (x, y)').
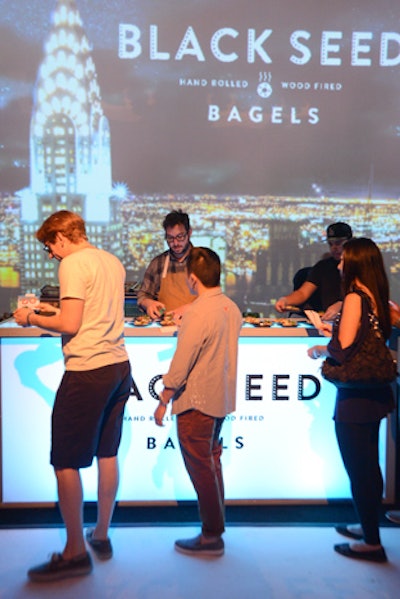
top-left (174, 534), bottom-right (224, 557)
top-left (86, 528), bottom-right (113, 560)
top-left (28, 551), bottom-right (93, 582)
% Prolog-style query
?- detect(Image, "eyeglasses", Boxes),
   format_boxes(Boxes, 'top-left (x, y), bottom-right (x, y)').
top-left (43, 244), bottom-right (55, 257)
top-left (165, 232), bottom-right (188, 243)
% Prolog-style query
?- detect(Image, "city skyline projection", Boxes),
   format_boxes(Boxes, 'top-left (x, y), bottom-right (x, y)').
top-left (1, 1), bottom-right (400, 314)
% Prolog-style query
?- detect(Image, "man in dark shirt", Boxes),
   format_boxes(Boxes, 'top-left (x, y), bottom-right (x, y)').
top-left (275, 222), bottom-right (353, 320)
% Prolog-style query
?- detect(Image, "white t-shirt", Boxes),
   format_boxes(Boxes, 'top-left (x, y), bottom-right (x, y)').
top-left (58, 247), bottom-right (128, 371)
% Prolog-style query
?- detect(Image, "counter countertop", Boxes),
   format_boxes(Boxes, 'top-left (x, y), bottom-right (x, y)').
top-left (0, 318), bottom-right (319, 338)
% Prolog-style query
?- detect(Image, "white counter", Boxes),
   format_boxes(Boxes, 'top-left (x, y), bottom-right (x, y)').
top-left (0, 319), bottom-right (396, 506)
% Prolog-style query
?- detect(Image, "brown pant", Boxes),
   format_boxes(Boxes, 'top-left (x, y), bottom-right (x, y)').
top-left (177, 410), bottom-right (225, 537)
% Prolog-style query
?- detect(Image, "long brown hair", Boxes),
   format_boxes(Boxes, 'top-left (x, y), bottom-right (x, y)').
top-left (341, 237), bottom-right (391, 338)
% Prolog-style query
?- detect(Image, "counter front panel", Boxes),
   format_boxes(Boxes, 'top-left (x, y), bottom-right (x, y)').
top-left (0, 326), bottom-right (395, 505)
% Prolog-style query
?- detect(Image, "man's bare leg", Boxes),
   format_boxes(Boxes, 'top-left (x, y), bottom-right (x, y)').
top-left (55, 468), bottom-right (86, 559)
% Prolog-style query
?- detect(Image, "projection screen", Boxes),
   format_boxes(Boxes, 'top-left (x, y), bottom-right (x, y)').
top-left (1, 0), bottom-right (400, 314)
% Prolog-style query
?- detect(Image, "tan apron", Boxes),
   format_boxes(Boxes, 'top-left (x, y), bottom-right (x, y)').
top-left (158, 255), bottom-right (195, 312)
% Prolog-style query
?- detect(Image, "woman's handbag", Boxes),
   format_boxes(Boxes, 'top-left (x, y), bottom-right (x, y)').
top-left (321, 312), bottom-right (397, 388)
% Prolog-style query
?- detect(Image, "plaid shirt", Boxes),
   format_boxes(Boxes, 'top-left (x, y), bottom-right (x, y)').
top-left (137, 247), bottom-right (192, 308)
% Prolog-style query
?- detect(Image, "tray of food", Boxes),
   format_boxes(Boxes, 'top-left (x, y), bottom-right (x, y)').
top-left (132, 315), bottom-right (152, 326)
top-left (159, 317), bottom-right (176, 326)
top-left (276, 318), bottom-right (298, 327)
top-left (252, 318), bottom-right (274, 327)
top-left (243, 316), bottom-right (274, 327)
top-left (243, 315), bottom-right (261, 325)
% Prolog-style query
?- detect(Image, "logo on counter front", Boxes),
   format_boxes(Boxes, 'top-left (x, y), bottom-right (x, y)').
top-left (129, 371), bottom-right (321, 404)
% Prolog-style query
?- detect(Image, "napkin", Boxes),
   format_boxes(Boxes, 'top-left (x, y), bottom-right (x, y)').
top-left (304, 309), bottom-right (323, 329)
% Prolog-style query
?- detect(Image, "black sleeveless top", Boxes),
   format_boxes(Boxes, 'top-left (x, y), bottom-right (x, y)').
top-left (327, 290), bottom-right (395, 423)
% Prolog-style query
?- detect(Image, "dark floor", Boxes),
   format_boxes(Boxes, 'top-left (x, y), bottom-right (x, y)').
top-left (1, 501), bottom-right (399, 529)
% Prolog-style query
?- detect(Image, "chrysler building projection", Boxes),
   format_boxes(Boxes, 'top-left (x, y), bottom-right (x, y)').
top-left (20, 0), bottom-right (117, 292)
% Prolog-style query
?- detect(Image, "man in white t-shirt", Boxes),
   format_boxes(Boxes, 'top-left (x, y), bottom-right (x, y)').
top-left (14, 210), bottom-right (132, 582)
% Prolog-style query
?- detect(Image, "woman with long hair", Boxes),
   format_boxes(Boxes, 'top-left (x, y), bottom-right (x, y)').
top-left (308, 237), bottom-right (395, 563)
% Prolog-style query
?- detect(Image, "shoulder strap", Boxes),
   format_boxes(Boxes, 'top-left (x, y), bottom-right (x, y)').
top-left (353, 289), bottom-right (386, 340)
